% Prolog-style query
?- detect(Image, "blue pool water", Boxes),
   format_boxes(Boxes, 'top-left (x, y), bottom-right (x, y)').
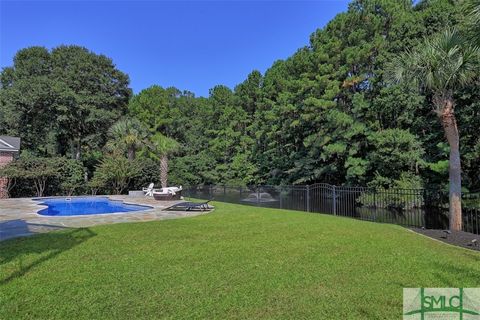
top-left (35, 197), bottom-right (152, 216)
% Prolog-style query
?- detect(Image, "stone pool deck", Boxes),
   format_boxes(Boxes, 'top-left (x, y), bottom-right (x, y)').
top-left (0, 196), bottom-right (208, 241)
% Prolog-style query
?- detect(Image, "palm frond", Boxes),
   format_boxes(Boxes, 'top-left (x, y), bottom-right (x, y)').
top-left (105, 117), bottom-right (148, 155)
top-left (463, 0), bottom-right (480, 43)
top-left (149, 132), bottom-right (180, 156)
top-left (385, 28), bottom-right (480, 94)
top-left (467, 0), bottom-right (480, 23)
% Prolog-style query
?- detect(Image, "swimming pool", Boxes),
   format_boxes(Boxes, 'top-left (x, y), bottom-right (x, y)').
top-left (35, 197), bottom-right (152, 216)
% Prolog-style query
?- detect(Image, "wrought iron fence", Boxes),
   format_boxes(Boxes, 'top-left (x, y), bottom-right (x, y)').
top-left (183, 184), bottom-right (480, 235)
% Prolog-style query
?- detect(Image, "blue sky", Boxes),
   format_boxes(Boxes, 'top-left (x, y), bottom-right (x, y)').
top-left (0, 1), bottom-right (350, 96)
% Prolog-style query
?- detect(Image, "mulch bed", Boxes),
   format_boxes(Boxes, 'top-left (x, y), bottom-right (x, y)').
top-left (411, 228), bottom-right (480, 252)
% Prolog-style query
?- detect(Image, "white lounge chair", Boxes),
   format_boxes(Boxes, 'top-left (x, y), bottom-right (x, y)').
top-left (143, 183), bottom-right (155, 197)
top-left (162, 186), bottom-right (182, 194)
top-left (153, 186), bottom-right (183, 200)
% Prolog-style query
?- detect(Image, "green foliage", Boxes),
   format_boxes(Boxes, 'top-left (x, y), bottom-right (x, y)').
top-left (14, 154), bottom-right (62, 197)
top-left (429, 159), bottom-right (449, 175)
top-left (128, 85), bottom-right (181, 136)
top-left (87, 174), bottom-right (106, 196)
top-left (149, 132), bottom-right (180, 158)
top-left (462, 0), bottom-right (480, 43)
top-left (0, 152), bottom-right (64, 197)
top-left (0, 162), bottom-right (23, 197)
top-left (0, 153), bottom-right (86, 197)
top-left (386, 28), bottom-right (480, 101)
top-left (359, 172), bottom-right (424, 209)
top-left (111, 0), bottom-right (479, 190)
top-left (367, 128), bottom-right (425, 182)
top-left (2, 0), bottom-right (480, 196)
top-left (92, 155), bottom-right (141, 194)
top-left (0, 45), bottom-right (131, 158)
top-left (105, 117), bottom-right (148, 161)
top-left (1, 202), bottom-right (479, 319)
top-left (58, 159), bottom-right (86, 196)
top-left (130, 158), bottom-right (161, 190)
top-left (169, 152), bottom-right (216, 186)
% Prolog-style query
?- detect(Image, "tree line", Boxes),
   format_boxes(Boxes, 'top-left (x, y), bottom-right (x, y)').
top-left (1, 0), bottom-right (479, 227)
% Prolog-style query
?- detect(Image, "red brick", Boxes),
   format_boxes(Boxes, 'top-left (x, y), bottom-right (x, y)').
top-left (0, 151), bottom-right (14, 198)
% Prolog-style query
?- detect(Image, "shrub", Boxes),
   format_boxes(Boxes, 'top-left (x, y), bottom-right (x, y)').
top-left (130, 158), bottom-right (161, 190)
top-left (58, 159), bottom-right (86, 196)
top-left (0, 153), bottom-right (60, 197)
top-left (91, 155), bottom-right (141, 194)
top-left (0, 154), bottom-right (87, 197)
top-left (358, 173), bottom-right (424, 210)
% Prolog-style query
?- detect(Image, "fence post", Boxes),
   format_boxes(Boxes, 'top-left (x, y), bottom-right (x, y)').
top-left (257, 186), bottom-right (260, 206)
top-left (306, 185), bottom-right (310, 212)
top-left (422, 189), bottom-right (428, 229)
top-left (279, 187), bottom-right (283, 209)
top-left (332, 185), bottom-right (337, 216)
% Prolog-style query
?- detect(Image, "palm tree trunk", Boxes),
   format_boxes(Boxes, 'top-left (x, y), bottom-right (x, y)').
top-left (75, 139), bottom-right (82, 160)
top-left (439, 97), bottom-right (462, 231)
top-left (127, 148), bottom-right (135, 162)
top-left (160, 154), bottom-right (168, 189)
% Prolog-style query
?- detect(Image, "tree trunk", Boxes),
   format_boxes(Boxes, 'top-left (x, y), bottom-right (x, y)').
top-left (5, 178), bottom-right (16, 198)
top-left (127, 148), bottom-right (135, 162)
top-left (75, 140), bottom-right (81, 160)
top-left (35, 178), bottom-right (47, 197)
top-left (438, 96), bottom-right (462, 231)
top-left (160, 154), bottom-right (168, 189)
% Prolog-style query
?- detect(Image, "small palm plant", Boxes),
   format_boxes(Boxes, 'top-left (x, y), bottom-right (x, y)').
top-left (386, 28), bottom-right (480, 231)
top-left (468, 0), bottom-right (480, 23)
top-left (149, 133), bottom-right (180, 189)
top-left (106, 118), bottom-right (148, 161)
top-left (467, 0), bottom-right (480, 43)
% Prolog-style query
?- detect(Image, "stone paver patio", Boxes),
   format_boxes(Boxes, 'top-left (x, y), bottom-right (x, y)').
top-left (0, 196), bottom-right (208, 241)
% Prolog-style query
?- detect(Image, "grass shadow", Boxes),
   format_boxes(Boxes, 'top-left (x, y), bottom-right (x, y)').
top-left (0, 219), bottom-right (70, 241)
top-left (0, 227), bottom-right (96, 286)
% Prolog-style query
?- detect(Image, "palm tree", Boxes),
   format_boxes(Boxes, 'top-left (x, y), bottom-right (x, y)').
top-left (466, 0), bottom-right (480, 43)
top-left (149, 133), bottom-right (180, 188)
top-left (386, 28), bottom-right (480, 231)
top-left (472, 0), bottom-right (480, 18)
top-left (106, 118), bottom-right (147, 161)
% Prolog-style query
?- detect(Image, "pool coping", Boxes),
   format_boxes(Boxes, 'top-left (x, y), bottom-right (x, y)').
top-left (0, 195), bottom-right (210, 241)
top-left (32, 196), bottom-right (156, 217)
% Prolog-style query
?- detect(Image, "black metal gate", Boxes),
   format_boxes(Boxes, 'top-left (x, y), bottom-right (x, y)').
top-left (183, 184), bottom-right (480, 235)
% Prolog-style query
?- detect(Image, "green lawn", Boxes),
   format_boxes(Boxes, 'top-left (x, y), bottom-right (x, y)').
top-left (1, 202), bottom-right (479, 319)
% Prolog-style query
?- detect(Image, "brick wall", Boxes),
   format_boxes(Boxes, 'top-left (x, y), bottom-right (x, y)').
top-left (0, 151), bottom-right (14, 199)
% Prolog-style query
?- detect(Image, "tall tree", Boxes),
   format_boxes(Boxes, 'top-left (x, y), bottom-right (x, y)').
top-left (51, 46), bottom-right (131, 159)
top-left (386, 29), bottom-right (480, 231)
top-left (465, 0), bottom-right (480, 43)
top-left (128, 85), bottom-right (181, 137)
top-left (0, 45), bottom-right (131, 158)
top-left (150, 133), bottom-right (180, 188)
top-left (0, 47), bottom-right (58, 154)
top-left (105, 118), bottom-right (147, 161)
top-left (93, 155), bottom-right (141, 194)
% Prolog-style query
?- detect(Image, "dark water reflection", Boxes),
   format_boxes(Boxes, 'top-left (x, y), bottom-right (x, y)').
top-left (185, 186), bottom-right (478, 234)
